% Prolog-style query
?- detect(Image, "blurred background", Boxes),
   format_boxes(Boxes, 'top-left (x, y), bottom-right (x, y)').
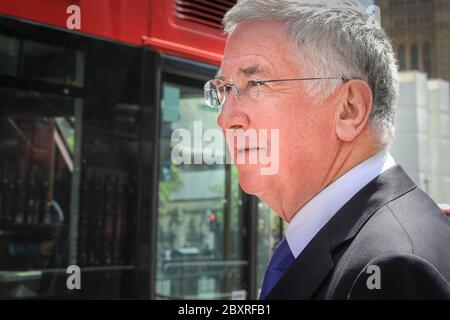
top-left (0, 0), bottom-right (448, 299)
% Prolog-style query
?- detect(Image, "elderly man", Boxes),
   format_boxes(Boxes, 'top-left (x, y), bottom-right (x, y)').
top-left (204, 0), bottom-right (450, 299)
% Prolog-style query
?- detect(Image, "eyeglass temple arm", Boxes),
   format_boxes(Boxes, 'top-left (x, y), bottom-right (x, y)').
top-left (254, 77), bottom-right (350, 84)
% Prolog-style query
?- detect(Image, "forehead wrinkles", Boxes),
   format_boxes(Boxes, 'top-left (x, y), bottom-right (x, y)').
top-left (220, 54), bottom-right (276, 80)
top-left (222, 30), bottom-right (300, 80)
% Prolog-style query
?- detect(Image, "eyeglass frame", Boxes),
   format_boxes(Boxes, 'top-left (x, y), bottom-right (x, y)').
top-left (203, 76), bottom-right (350, 109)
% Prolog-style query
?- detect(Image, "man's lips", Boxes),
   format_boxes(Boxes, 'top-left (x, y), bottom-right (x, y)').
top-left (236, 147), bottom-right (265, 154)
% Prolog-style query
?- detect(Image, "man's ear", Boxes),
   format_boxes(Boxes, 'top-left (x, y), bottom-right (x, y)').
top-left (335, 80), bottom-right (373, 142)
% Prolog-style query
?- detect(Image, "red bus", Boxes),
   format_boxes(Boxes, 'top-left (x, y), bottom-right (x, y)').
top-left (0, 0), bottom-right (287, 300)
top-left (0, 0), bottom-right (227, 64)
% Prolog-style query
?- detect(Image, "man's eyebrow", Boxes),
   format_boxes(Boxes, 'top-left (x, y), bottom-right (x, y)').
top-left (239, 64), bottom-right (263, 77)
top-left (215, 64), bottom-right (267, 81)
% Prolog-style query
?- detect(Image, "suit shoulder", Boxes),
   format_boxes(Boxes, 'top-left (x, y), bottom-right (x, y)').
top-left (327, 188), bottom-right (450, 298)
top-left (384, 188), bottom-right (450, 274)
top-left (349, 187), bottom-right (450, 264)
top-left (385, 187), bottom-right (450, 239)
top-left (348, 252), bottom-right (450, 299)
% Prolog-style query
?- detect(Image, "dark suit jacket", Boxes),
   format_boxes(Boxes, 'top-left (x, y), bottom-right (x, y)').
top-left (266, 165), bottom-right (450, 300)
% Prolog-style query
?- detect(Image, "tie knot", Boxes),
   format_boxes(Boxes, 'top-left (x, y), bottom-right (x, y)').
top-left (270, 237), bottom-right (295, 270)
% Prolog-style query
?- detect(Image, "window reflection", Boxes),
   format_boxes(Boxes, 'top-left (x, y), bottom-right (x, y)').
top-left (156, 80), bottom-right (246, 299)
top-left (0, 29), bottom-right (140, 298)
top-left (0, 34), bottom-right (19, 77)
top-left (0, 34), bottom-right (84, 87)
top-left (0, 88), bottom-right (80, 297)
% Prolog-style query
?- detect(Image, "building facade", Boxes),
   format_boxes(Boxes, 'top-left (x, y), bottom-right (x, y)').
top-left (377, 0), bottom-right (450, 80)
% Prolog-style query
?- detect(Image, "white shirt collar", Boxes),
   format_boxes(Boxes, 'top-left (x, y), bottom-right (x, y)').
top-left (285, 148), bottom-right (396, 258)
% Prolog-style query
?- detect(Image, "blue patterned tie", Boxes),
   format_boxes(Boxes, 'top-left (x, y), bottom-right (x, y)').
top-left (259, 236), bottom-right (295, 299)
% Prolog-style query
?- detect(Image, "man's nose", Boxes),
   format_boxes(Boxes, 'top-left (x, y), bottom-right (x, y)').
top-left (217, 99), bottom-right (250, 131)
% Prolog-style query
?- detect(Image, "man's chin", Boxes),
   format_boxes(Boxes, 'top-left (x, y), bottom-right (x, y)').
top-left (237, 167), bottom-right (270, 196)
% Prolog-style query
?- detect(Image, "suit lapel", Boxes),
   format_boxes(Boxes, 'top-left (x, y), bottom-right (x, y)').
top-left (266, 165), bottom-right (417, 300)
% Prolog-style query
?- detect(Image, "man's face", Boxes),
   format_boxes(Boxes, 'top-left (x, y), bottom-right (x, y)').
top-left (217, 20), bottom-right (340, 219)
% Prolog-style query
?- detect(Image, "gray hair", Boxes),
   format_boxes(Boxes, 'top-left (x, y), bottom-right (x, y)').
top-left (223, 0), bottom-right (399, 145)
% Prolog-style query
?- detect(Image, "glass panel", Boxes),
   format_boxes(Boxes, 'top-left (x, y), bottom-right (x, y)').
top-left (22, 40), bottom-right (85, 87)
top-left (0, 34), bottom-right (85, 87)
top-left (156, 79), bottom-right (247, 300)
top-left (76, 106), bottom-right (139, 298)
top-left (72, 40), bottom-right (141, 298)
top-left (0, 87), bottom-right (82, 298)
top-left (0, 34), bottom-right (20, 77)
top-left (0, 31), bottom-right (141, 299)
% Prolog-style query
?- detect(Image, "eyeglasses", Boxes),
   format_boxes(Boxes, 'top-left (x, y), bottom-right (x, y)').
top-left (203, 76), bottom-right (347, 109)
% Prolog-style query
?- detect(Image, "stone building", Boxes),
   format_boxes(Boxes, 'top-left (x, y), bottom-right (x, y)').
top-left (377, 0), bottom-right (450, 80)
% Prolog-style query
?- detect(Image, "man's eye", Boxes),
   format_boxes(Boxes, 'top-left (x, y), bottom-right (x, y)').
top-left (248, 80), bottom-right (260, 88)
top-left (223, 85), bottom-right (233, 93)
top-left (218, 85), bottom-right (230, 93)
